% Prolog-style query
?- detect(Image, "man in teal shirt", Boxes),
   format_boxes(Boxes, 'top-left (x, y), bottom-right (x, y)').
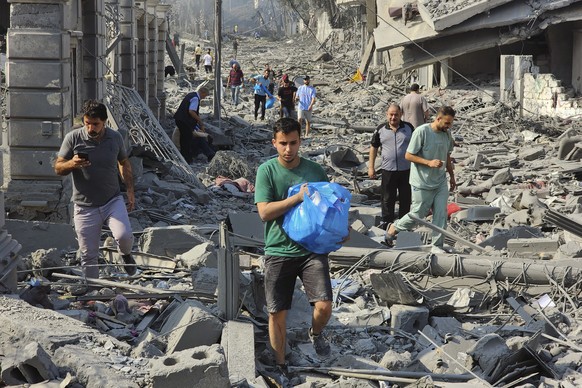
top-left (255, 118), bottom-right (334, 375)
top-left (386, 106), bottom-right (456, 248)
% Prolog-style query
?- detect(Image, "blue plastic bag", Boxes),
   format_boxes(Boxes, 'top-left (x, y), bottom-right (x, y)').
top-left (282, 182), bottom-right (351, 254)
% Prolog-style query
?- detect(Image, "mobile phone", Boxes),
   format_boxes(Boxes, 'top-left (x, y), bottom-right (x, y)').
top-left (76, 152), bottom-right (89, 160)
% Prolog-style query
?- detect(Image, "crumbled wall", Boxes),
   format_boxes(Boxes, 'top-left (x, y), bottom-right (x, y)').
top-left (523, 73), bottom-right (582, 118)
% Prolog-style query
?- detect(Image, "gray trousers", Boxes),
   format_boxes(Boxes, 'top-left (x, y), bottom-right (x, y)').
top-left (74, 195), bottom-right (133, 279)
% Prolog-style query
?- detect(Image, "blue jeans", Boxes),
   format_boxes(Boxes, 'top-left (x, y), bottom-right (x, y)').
top-left (230, 85), bottom-right (241, 105)
top-left (74, 195), bottom-right (133, 278)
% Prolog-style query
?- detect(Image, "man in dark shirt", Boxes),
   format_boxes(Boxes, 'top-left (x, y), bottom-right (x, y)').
top-left (55, 100), bottom-right (136, 279)
top-left (277, 74), bottom-right (297, 119)
top-left (368, 104), bottom-right (414, 229)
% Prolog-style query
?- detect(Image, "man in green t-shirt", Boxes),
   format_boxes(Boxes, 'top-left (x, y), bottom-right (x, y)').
top-left (386, 106), bottom-right (457, 248)
top-left (255, 118), bottom-right (334, 374)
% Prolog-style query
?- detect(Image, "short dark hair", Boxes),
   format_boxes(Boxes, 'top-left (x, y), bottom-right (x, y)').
top-left (82, 100), bottom-right (108, 120)
top-left (437, 106), bottom-right (456, 117)
top-left (410, 83), bottom-right (420, 92)
top-left (273, 118), bottom-right (301, 138)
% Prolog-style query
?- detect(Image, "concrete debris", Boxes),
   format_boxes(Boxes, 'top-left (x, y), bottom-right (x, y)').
top-left (3, 10), bottom-right (582, 388)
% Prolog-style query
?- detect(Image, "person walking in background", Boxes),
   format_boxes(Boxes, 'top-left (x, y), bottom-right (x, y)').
top-left (265, 63), bottom-right (276, 95)
top-left (296, 75), bottom-right (316, 137)
top-left (252, 69), bottom-right (271, 121)
top-left (277, 74), bottom-right (297, 119)
top-left (368, 104), bottom-right (413, 230)
top-left (194, 44), bottom-right (202, 70)
top-left (174, 87), bottom-right (213, 163)
top-left (227, 62), bottom-right (244, 107)
top-left (400, 83), bottom-right (429, 128)
top-left (55, 100), bottom-right (136, 279)
top-left (385, 106), bottom-right (457, 248)
top-left (203, 49), bottom-right (213, 74)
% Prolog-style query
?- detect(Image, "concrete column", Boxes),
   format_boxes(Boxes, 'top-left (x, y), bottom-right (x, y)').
top-left (513, 55), bottom-right (534, 117)
top-left (499, 55), bottom-right (514, 102)
top-left (119, 0), bottom-right (137, 88)
top-left (573, 30), bottom-right (582, 94)
top-left (157, 5), bottom-right (170, 120)
top-left (137, 2), bottom-right (149, 104)
top-left (82, 0), bottom-right (106, 101)
top-left (5, 0), bottom-right (73, 220)
top-left (427, 64), bottom-right (436, 89)
top-left (147, 3), bottom-right (159, 117)
top-left (105, 0), bottom-right (121, 81)
top-left (439, 58), bottom-right (452, 88)
top-left (6, 0), bottom-right (72, 181)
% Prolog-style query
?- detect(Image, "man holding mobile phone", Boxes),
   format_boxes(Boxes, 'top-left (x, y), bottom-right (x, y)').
top-left (55, 100), bottom-right (136, 280)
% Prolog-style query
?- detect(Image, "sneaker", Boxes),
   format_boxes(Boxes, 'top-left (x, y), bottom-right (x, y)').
top-left (121, 254), bottom-right (137, 276)
top-left (309, 327), bottom-right (331, 356)
top-left (268, 363), bottom-right (291, 388)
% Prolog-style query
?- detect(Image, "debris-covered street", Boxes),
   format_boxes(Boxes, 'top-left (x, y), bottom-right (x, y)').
top-left (2, 0), bottom-right (582, 387)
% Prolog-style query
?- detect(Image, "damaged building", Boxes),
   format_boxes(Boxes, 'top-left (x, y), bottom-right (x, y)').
top-left (2, 0), bottom-right (582, 387)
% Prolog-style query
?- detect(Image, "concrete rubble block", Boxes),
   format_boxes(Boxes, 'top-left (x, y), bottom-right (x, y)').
top-left (504, 209), bottom-right (530, 227)
top-left (349, 206), bottom-right (381, 228)
top-left (394, 231), bottom-right (424, 249)
top-left (491, 167), bottom-right (513, 185)
top-left (379, 349), bottom-right (412, 370)
top-left (350, 219), bottom-right (368, 234)
top-left (417, 325), bottom-right (443, 348)
top-left (465, 206), bottom-right (501, 222)
top-left (189, 188), bottom-right (211, 204)
top-left (160, 299), bottom-right (223, 354)
top-left (149, 344), bottom-right (230, 388)
top-left (1, 341), bottom-right (59, 385)
top-left (430, 316), bottom-right (462, 336)
top-left (178, 242), bottom-right (217, 269)
top-left (131, 329), bottom-right (165, 358)
top-left (553, 352), bottom-right (582, 376)
top-left (192, 267), bottom-right (219, 295)
top-left (556, 241), bottom-right (582, 258)
top-left (370, 273), bottom-right (420, 306)
top-left (390, 304), bottom-right (429, 334)
top-left (558, 135), bottom-right (582, 160)
top-left (467, 334), bottom-right (511, 373)
top-left (417, 336), bottom-right (476, 373)
top-left (139, 225), bottom-right (208, 256)
top-left (30, 248), bottom-right (63, 278)
top-left (519, 146), bottom-right (545, 161)
top-left (506, 237), bottom-right (559, 255)
top-left (53, 344), bottom-right (138, 388)
top-left (220, 320), bottom-right (256, 384)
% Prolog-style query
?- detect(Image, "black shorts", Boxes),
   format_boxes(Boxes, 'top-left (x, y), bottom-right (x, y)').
top-left (264, 254), bottom-right (333, 313)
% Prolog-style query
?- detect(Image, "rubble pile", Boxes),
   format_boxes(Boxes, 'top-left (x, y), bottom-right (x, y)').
top-left (3, 34), bottom-right (582, 388)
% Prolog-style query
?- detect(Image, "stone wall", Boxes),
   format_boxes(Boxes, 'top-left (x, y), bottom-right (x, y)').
top-left (522, 73), bottom-right (582, 119)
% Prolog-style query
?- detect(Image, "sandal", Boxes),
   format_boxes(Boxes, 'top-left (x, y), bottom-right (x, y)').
top-left (384, 223), bottom-right (396, 247)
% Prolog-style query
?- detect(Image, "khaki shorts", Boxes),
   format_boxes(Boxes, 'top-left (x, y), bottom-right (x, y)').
top-left (298, 109), bottom-right (312, 122)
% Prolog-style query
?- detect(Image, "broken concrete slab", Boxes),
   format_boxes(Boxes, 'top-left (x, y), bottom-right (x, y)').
top-left (1, 341), bottom-right (60, 385)
top-left (390, 304), bottom-right (429, 333)
top-left (220, 320), bottom-right (256, 384)
top-left (139, 225), bottom-right (208, 257)
top-left (149, 345), bottom-right (229, 388)
top-left (5, 219), bottom-right (76, 257)
top-left (160, 299), bottom-right (223, 354)
top-left (418, 0), bottom-right (512, 31)
top-left (178, 242), bottom-right (217, 269)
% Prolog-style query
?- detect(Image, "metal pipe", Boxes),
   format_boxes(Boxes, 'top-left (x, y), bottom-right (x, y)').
top-left (328, 247), bottom-right (582, 286)
top-left (408, 213), bottom-right (486, 252)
